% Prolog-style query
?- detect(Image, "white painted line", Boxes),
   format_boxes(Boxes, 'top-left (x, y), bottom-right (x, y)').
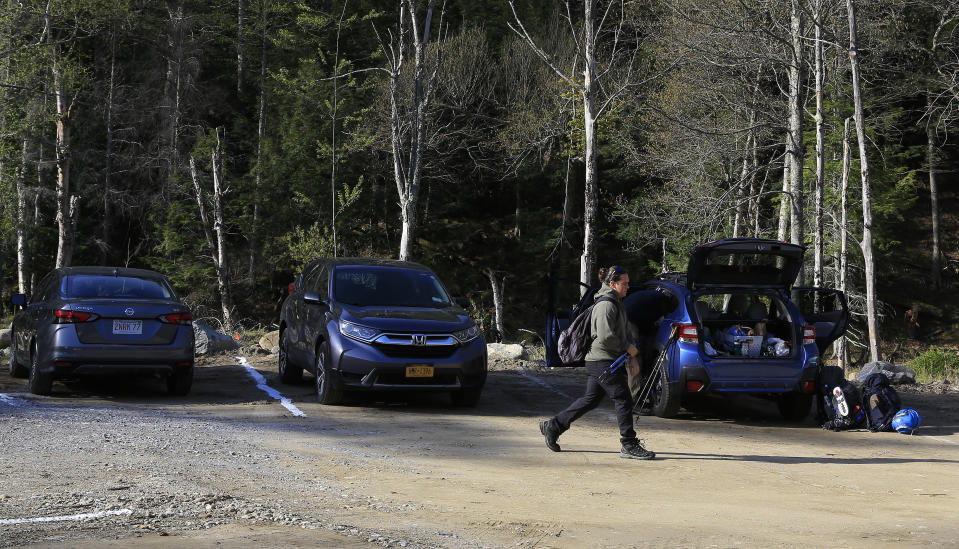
top-left (0, 509), bottom-right (133, 526)
top-left (236, 356), bottom-right (306, 417)
top-left (516, 367), bottom-right (574, 400)
top-left (926, 436), bottom-right (959, 446)
top-left (0, 393), bottom-right (27, 407)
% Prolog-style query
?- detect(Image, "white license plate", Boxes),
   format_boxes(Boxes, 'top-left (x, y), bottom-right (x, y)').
top-left (112, 320), bottom-right (142, 335)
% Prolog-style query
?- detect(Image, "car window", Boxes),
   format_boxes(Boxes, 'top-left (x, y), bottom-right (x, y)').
top-left (315, 266), bottom-right (330, 296)
top-left (62, 275), bottom-right (174, 299)
top-left (299, 263), bottom-right (322, 292)
top-left (333, 267), bottom-right (452, 308)
top-left (305, 265), bottom-right (327, 294)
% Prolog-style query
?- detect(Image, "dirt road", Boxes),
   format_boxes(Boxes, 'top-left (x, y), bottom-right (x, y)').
top-left (2, 353), bottom-right (958, 548)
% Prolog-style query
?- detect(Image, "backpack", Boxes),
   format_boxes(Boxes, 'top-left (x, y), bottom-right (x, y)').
top-left (557, 297), bottom-right (614, 365)
top-left (818, 366), bottom-right (866, 431)
top-left (861, 372), bottom-right (901, 432)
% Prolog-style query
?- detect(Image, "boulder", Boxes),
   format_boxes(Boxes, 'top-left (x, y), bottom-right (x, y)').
top-left (193, 321), bottom-right (241, 356)
top-left (259, 330), bottom-right (280, 352)
top-left (857, 361), bottom-right (916, 385)
top-left (486, 343), bottom-right (526, 360)
top-left (0, 329), bottom-right (10, 350)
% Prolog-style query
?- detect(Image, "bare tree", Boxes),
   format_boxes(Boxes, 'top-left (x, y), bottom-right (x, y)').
top-left (508, 0), bottom-right (643, 288)
top-left (846, 0), bottom-right (880, 362)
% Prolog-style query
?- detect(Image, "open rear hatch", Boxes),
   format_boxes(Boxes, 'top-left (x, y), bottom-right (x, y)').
top-left (687, 239), bottom-right (805, 290)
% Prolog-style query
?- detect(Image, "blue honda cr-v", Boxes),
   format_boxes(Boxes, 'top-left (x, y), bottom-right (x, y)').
top-left (278, 258), bottom-right (487, 407)
top-left (547, 238), bottom-right (848, 420)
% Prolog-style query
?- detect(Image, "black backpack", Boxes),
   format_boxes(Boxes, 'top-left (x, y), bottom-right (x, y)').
top-left (818, 366), bottom-right (866, 431)
top-left (557, 297), bottom-right (613, 365)
top-left (861, 372), bottom-right (901, 432)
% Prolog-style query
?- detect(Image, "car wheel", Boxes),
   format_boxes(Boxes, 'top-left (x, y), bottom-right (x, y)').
top-left (167, 366), bottom-right (194, 396)
top-left (777, 392), bottom-right (812, 422)
top-left (314, 341), bottom-right (342, 405)
top-left (277, 331), bottom-right (302, 384)
top-left (650, 355), bottom-right (680, 418)
top-left (28, 343), bottom-right (52, 396)
top-left (450, 386), bottom-right (482, 408)
top-left (8, 339), bottom-right (29, 378)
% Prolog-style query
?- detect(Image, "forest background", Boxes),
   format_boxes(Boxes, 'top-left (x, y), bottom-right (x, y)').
top-left (1, 0), bottom-right (957, 370)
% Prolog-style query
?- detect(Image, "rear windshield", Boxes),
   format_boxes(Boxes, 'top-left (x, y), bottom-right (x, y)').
top-left (62, 275), bottom-right (174, 299)
top-left (333, 267), bottom-right (452, 308)
top-left (698, 251), bottom-right (792, 286)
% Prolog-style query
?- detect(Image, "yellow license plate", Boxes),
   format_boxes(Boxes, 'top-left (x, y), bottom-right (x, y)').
top-left (406, 365), bottom-right (434, 378)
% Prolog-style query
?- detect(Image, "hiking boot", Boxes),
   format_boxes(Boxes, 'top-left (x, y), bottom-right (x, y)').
top-left (620, 439), bottom-right (655, 460)
top-left (539, 419), bottom-right (562, 452)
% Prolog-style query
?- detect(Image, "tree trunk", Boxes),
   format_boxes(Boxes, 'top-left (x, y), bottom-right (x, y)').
top-left (813, 0), bottom-right (825, 289)
top-left (237, 0), bottom-right (245, 95)
top-left (788, 0), bottom-right (805, 283)
top-left (16, 139), bottom-right (29, 294)
top-left (485, 269), bottom-right (506, 342)
top-left (101, 29), bottom-right (117, 266)
top-left (847, 0), bottom-right (880, 363)
top-left (838, 118), bottom-right (851, 372)
top-left (250, 0), bottom-right (268, 281)
top-left (211, 129), bottom-right (234, 331)
top-left (777, 145), bottom-right (790, 242)
top-left (928, 120), bottom-right (941, 289)
top-left (579, 0), bottom-right (598, 289)
top-left (50, 6), bottom-right (76, 269)
top-left (189, 156), bottom-right (218, 269)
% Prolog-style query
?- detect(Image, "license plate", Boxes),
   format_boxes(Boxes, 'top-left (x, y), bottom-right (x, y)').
top-left (113, 320), bottom-right (142, 335)
top-left (406, 365), bottom-right (434, 378)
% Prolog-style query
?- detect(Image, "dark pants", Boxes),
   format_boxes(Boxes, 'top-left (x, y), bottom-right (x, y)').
top-left (553, 360), bottom-right (637, 443)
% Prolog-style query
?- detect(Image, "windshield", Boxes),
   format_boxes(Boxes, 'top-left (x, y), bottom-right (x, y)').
top-left (62, 275), bottom-right (174, 299)
top-left (333, 267), bottom-right (452, 308)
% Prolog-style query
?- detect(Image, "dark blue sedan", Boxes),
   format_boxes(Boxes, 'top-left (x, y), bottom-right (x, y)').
top-left (9, 267), bottom-right (195, 395)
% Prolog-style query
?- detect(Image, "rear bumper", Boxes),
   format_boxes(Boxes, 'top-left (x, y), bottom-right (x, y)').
top-left (677, 363), bottom-right (818, 395)
top-left (40, 324), bottom-right (194, 377)
top-left (330, 334), bottom-right (487, 392)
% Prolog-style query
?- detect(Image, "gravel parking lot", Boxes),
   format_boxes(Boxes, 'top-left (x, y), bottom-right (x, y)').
top-left (2, 353), bottom-right (958, 548)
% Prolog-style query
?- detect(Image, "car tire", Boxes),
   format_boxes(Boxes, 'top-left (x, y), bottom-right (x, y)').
top-left (28, 343), bottom-right (52, 396)
top-left (450, 386), bottom-right (482, 408)
top-left (777, 392), bottom-right (812, 421)
top-left (8, 340), bottom-right (29, 378)
top-left (167, 366), bottom-right (194, 396)
top-left (277, 331), bottom-right (302, 384)
top-left (650, 355), bottom-right (680, 418)
top-left (315, 342), bottom-right (342, 405)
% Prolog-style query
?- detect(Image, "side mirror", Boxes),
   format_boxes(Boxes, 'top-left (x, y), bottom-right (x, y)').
top-left (11, 294), bottom-right (26, 307)
top-left (303, 292), bottom-right (328, 308)
top-left (455, 297), bottom-right (470, 309)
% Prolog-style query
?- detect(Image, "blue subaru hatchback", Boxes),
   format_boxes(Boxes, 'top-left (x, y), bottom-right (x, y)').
top-left (547, 239), bottom-right (848, 420)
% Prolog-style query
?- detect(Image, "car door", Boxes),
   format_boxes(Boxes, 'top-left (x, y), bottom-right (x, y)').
top-left (19, 273), bottom-right (55, 360)
top-left (302, 264), bottom-right (330, 369)
top-left (545, 278), bottom-right (596, 367)
top-left (792, 287), bottom-right (849, 355)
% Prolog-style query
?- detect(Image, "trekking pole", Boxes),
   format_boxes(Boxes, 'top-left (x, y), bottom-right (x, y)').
top-left (632, 325), bottom-right (681, 414)
top-left (596, 352), bottom-right (631, 384)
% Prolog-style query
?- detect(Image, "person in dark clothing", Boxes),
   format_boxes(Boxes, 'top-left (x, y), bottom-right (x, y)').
top-left (539, 266), bottom-right (656, 460)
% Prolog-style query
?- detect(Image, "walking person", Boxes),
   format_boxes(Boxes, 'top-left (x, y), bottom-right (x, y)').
top-left (540, 265), bottom-right (656, 460)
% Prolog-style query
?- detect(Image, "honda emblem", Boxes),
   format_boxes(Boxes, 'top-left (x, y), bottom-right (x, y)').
top-left (412, 334), bottom-right (427, 346)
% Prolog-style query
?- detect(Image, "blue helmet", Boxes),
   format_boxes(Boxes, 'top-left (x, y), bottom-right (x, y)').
top-left (891, 408), bottom-right (922, 435)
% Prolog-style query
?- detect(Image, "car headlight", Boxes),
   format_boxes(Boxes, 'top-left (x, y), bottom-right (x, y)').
top-left (339, 320), bottom-right (380, 343)
top-left (453, 324), bottom-right (481, 343)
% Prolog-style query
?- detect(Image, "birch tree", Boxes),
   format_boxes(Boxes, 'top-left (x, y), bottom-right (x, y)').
top-left (508, 0), bottom-right (642, 287)
top-left (846, 0), bottom-right (880, 362)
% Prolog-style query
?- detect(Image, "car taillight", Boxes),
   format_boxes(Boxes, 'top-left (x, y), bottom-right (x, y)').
top-left (54, 309), bottom-right (96, 323)
top-left (677, 323), bottom-right (698, 344)
top-left (288, 283), bottom-right (295, 294)
top-left (803, 325), bottom-right (816, 346)
top-left (686, 380), bottom-right (704, 392)
top-left (159, 312), bottom-right (193, 325)
top-left (802, 380), bottom-right (816, 393)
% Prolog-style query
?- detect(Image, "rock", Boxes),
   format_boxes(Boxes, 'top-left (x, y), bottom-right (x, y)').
top-left (259, 331), bottom-right (280, 352)
top-left (193, 321), bottom-right (241, 356)
top-left (486, 343), bottom-right (526, 360)
top-left (857, 361), bottom-right (917, 385)
top-left (0, 329), bottom-right (10, 349)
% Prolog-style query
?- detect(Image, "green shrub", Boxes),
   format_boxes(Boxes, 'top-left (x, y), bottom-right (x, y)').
top-left (908, 347), bottom-right (959, 382)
